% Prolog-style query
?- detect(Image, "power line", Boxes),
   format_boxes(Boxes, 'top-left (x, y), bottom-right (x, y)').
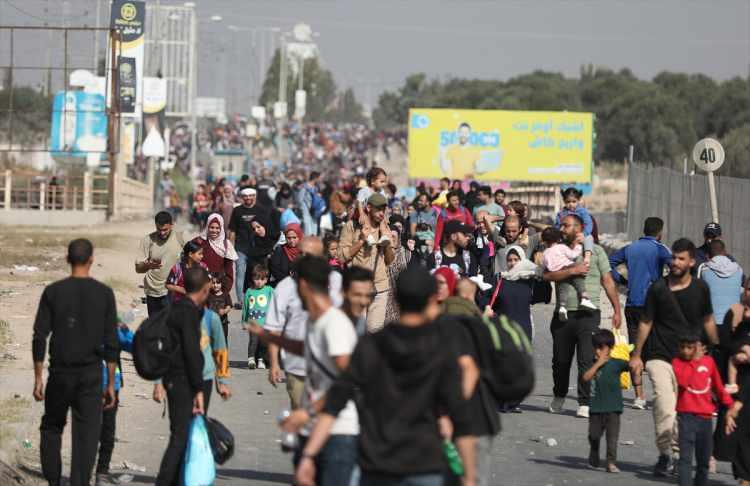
top-left (2, 0), bottom-right (47, 23)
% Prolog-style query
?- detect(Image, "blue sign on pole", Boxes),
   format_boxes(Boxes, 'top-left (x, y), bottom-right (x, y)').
top-left (50, 91), bottom-right (108, 157)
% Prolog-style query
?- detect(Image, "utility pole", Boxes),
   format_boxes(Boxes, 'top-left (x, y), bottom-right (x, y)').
top-left (93, 0), bottom-right (101, 73)
top-left (107, 30), bottom-right (120, 220)
top-left (188, 7), bottom-right (198, 176)
top-left (276, 33), bottom-right (288, 161)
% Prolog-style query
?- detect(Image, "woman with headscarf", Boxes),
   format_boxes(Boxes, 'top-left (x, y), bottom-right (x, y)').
top-left (488, 245), bottom-right (537, 342)
top-left (193, 213), bottom-right (238, 297)
top-left (384, 224), bottom-right (412, 324)
top-left (243, 212), bottom-right (275, 293)
top-left (434, 266), bottom-right (458, 306)
top-left (269, 223), bottom-right (303, 286)
top-left (487, 245), bottom-right (537, 413)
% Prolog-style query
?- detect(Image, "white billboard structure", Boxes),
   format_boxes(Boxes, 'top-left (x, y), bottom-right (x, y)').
top-left (144, 3), bottom-right (195, 117)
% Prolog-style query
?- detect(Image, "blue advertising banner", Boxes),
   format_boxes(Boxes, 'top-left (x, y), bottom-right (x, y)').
top-left (50, 91), bottom-right (108, 156)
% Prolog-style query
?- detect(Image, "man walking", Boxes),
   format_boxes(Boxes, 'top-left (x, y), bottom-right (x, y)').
top-left (294, 267), bottom-right (477, 486)
top-left (135, 211), bottom-right (183, 316)
top-left (228, 187), bottom-right (274, 304)
top-left (339, 193), bottom-right (394, 332)
top-left (264, 237), bottom-right (342, 409)
top-left (249, 256), bottom-right (360, 485)
top-left (341, 266), bottom-right (375, 336)
top-left (545, 214), bottom-right (622, 418)
top-left (629, 238), bottom-right (720, 477)
top-left (156, 267), bottom-right (210, 486)
top-left (427, 220), bottom-right (479, 277)
top-left (33, 239), bottom-right (119, 486)
top-left (697, 239), bottom-right (743, 325)
top-left (609, 216), bottom-right (672, 409)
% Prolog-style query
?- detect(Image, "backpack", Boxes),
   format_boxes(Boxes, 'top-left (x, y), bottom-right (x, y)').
top-left (458, 314), bottom-right (535, 403)
top-left (306, 186), bottom-right (327, 219)
top-left (132, 307), bottom-right (174, 380)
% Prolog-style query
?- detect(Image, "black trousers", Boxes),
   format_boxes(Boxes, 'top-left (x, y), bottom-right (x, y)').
top-left (146, 295), bottom-right (169, 317)
top-left (40, 366), bottom-right (102, 486)
top-left (551, 310), bottom-right (599, 405)
top-left (247, 332), bottom-right (267, 361)
top-left (156, 376), bottom-right (194, 486)
top-left (96, 391), bottom-right (119, 474)
top-left (589, 412), bottom-right (621, 464)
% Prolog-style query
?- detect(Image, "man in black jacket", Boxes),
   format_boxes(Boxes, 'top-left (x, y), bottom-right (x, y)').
top-left (32, 239), bottom-right (119, 486)
top-left (295, 267), bottom-right (477, 486)
top-left (156, 267), bottom-right (210, 486)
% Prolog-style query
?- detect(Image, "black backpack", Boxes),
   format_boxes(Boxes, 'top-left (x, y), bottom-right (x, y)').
top-left (458, 314), bottom-right (535, 403)
top-left (132, 307), bottom-right (174, 380)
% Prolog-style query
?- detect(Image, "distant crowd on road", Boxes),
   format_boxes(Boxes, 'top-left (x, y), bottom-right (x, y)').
top-left (28, 126), bottom-right (750, 486)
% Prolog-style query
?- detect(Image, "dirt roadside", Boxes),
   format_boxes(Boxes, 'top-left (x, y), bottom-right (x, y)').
top-left (0, 219), bottom-right (196, 484)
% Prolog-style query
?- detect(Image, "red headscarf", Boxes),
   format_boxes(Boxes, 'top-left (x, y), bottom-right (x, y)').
top-left (434, 267), bottom-right (457, 296)
top-left (283, 223), bottom-right (303, 262)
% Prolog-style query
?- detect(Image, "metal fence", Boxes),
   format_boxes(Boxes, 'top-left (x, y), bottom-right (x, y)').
top-left (626, 162), bottom-right (750, 271)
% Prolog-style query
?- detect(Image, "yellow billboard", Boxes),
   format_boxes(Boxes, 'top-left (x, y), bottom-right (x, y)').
top-left (407, 109), bottom-right (593, 183)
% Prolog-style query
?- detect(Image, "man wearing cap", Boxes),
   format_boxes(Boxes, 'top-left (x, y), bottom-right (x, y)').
top-left (695, 222), bottom-right (735, 270)
top-left (428, 220), bottom-right (479, 277)
top-left (338, 193), bottom-right (395, 332)
top-left (228, 187), bottom-right (274, 304)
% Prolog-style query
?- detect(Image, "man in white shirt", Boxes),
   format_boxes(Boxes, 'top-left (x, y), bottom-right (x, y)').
top-left (262, 237), bottom-right (342, 409)
top-left (248, 255), bottom-right (358, 485)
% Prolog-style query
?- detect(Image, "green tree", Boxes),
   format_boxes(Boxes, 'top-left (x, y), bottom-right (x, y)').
top-left (328, 88), bottom-right (366, 124)
top-left (721, 123), bottom-right (750, 178)
top-left (704, 77), bottom-right (750, 138)
top-left (258, 49), bottom-right (363, 123)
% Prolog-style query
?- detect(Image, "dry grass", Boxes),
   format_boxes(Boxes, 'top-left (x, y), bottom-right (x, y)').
top-left (103, 276), bottom-right (137, 294)
top-left (0, 396), bottom-right (31, 449)
top-left (0, 228), bottom-right (120, 270)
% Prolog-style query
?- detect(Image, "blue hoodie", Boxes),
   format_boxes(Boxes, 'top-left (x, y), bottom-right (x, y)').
top-left (609, 236), bottom-right (672, 307)
top-left (698, 256), bottom-right (744, 325)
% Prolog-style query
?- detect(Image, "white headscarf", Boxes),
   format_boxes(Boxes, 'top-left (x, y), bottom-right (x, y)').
top-left (201, 213), bottom-right (239, 261)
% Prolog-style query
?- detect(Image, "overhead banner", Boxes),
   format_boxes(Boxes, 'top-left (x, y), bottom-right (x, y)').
top-left (142, 77), bottom-right (168, 158)
top-left (118, 56), bottom-right (136, 113)
top-left (109, 0), bottom-right (146, 117)
top-left (407, 108), bottom-right (594, 183)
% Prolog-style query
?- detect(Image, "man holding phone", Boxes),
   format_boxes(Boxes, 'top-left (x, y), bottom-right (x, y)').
top-left (136, 211), bottom-right (184, 316)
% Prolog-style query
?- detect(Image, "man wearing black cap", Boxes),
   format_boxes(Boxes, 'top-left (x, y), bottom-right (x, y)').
top-left (695, 222), bottom-right (735, 270)
top-left (428, 219), bottom-right (479, 277)
top-left (339, 193), bottom-right (395, 332)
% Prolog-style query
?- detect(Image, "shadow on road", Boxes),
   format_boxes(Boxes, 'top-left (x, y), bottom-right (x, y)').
top-left (529, 455), bottom-right (677, 484)
top-left (217, 468), bottom-right (294, 484)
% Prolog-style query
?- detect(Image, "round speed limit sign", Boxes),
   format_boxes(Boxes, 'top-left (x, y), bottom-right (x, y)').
top-left (692, 138), bottom-right (725, 172)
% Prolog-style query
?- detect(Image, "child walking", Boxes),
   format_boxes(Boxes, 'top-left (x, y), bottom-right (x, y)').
top-left (243, 264), bottom-right (274, 370)
top-left (583, 329), bottom-right (629, 473)
top-left (672, 333), bottom-right (734, 486)
top-left (207, 272), bottom-right (232, 344)
top-left (541, 226), bottom-right (596, 320)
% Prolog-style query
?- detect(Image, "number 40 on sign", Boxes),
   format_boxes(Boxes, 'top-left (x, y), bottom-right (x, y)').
top-left (692, 138), bottom-right (725, 173)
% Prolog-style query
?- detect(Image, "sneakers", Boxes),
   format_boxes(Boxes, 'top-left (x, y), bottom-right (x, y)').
top-left (653, 454), bottom-right (673, 477)
top-left (247, 357), bottom-right (256, 370)
top-left (558, 306), bottom-right (568, 321)
top-left (580, 298), bottom-right (597, 310)
top-left (257, 359), bottom-right (266, 370)
top-left (633, 398), bottom-right (647, 410)
top-left (548, 396), bottom-right (565, 413)
top-left (606, 464), bottom-right (620, 473)
top-left (576, 405), bottom-right (590, 418)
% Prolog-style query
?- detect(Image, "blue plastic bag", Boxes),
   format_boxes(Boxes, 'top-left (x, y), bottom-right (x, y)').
top-left (182, 415), bottom-right (216, 486)
top-left (280, 207), bottom-right (301, 230)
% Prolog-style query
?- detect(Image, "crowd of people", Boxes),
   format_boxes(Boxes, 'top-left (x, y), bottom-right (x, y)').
top-left (29, 142), bottom-right (750, 486)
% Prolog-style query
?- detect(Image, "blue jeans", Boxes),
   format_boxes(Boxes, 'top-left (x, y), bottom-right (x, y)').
top-left (295, 435), bottom-right (358, 486)
top-left (361, 472), bottom-right (443, 486)
top-left (678, 413), bottom-right (712, 486)
top-left (235, 251), bottom-right (248, 303)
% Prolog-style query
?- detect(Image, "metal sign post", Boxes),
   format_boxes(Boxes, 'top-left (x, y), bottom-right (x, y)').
top-left (691, 138), bottom-right (725, 224)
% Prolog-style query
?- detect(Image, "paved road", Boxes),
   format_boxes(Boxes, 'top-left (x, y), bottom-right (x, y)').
top-left (115, 302), bottom-right (737, 486)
